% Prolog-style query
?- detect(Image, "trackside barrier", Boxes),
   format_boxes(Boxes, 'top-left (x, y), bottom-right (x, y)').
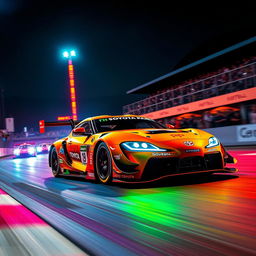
top-left (0, 148), bottom-right (13, 157)
top-left (205, 124), bottom-right (256, 146)
top-left (1, 125), bottom-right (255, 158)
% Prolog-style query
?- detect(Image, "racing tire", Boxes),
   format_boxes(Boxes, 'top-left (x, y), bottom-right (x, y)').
top-left (50, 147), bottom-right (61, 177)
top-left (95, 142), bottom-right (112, 184)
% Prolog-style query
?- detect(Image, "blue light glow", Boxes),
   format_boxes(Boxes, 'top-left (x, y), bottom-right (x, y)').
top-left (37, 146), bottom-right (42, 152)
top-left (28, 147), bottom-right (35, 155)
top-left (205, 137), bottom-right (219, 148)
top-left (122, 142), bottom-right (166, 152)
top-left (63, 51), bottom-right (69, 58)
top-left (14, 148), bottom-right (20, 155)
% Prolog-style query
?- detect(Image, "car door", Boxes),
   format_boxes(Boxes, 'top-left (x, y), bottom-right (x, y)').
top-left (66, 121), bottom-right (93, 171)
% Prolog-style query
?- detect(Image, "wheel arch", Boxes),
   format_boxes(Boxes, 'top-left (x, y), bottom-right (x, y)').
top-left (93, 140), bottom-right (105, 169)
top-left (48, 145), bottom-right (55, 167)
top-left (93, 140), bottom-right (115, 181)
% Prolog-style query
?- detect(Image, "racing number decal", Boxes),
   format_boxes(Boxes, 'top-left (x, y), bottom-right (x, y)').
top-left (80, 145), bottom-right (87, 165)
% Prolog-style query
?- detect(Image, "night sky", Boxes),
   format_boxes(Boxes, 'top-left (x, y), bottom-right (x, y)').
top-left (0, 0), bottom-right (255, 131)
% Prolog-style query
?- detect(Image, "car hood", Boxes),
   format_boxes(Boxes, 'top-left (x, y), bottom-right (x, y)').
top-left (100, 128), bottom-right (212, 144)
top-left (127, 129), bottom-right (201, 140)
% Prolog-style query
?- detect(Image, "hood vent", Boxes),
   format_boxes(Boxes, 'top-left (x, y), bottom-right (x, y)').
top-left (146, 130), bottom-right (191, 134)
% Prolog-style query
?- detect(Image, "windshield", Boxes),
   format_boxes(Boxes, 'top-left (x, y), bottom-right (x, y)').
top-left (20, 145), bottom-right (29, 149)
top-left (94, 117), bottom-right (165, 133)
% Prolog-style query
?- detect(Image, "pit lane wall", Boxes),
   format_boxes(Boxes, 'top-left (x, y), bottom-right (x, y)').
top-left (0, 138), bottom-right (13, 157)
top-left (205, 124), bottom-right (256, 146)
top-left (0, 148), bottom-right (13, 157)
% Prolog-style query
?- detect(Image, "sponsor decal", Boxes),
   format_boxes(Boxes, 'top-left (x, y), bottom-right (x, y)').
top-left (80, 145), bottom-right (87, 164)
top-left (63, 169), bottom-right (70, 175)
top-left (87, 173), bottom-right (95, 178)
top-left (89, 151), bottom-right (93, 165)
top-left (116, 174), bottom-right (135, 179)
top-left (98, 116), bottom-right (150, 122)
top-left (183, 141), bottom-right (194, 146)
top-left (170, 134), bottom-right (185, 138)
top-left (113, 154), bottom-right (122, 160)
top-left (185, 149), bottom-right (200, 153)
top-left (206, 148), bottom-right (218, 152)
top-left (59, 158), bottom-right (63, 164)
top-left (237, 124), bottom-right (256, 142)
top-left (59, 147), bottom-right (64, 154)
top-left (110, 146), bottom-right (116, 150)
top-left (70, 152), bottom-right (80, 160)
top-left (152, 152), bottom-right (175, 156)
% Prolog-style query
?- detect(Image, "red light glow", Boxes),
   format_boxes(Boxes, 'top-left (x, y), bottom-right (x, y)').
top-left (39, 120), bottom-right (45, 133)
top-left (68, 59), bottom-right (78, 121)
top-left (57, 116), bottom-right (71, 121)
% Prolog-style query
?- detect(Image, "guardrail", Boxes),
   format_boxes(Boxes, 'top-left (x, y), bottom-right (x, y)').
top-left (205, 124), bottom-right (256, 146)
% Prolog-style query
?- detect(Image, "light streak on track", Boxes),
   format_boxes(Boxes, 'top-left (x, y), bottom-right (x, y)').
top-left (0, 149), bottom-right (255, 256)
top-left (0, 188), bottom-right (86, 255)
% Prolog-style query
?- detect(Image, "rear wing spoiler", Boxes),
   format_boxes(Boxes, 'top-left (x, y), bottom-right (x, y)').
top-left (39, 119), bottom-right (81, 133)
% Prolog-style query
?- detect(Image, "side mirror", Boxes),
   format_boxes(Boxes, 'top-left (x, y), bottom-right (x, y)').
top-left (166, 124), bottom-right (175, 129)
top-left (73, 127), bottom-right (91, 136)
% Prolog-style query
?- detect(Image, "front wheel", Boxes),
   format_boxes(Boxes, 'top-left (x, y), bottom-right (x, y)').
top-left (95, 142), bottom-right (112, 184)
top-left (50, 147), bottom-right (61, 177)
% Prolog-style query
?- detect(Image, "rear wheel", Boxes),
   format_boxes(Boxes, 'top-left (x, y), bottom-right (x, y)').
top-left (51, 147), bottom-right (61, 177)
top-left (95, 142), bottom-right (112, 184)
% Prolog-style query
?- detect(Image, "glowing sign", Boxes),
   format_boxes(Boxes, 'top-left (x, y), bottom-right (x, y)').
top-left (39, 120), bottom-right (45, 133)
top-left (63, 51), bottom-right (69, 58)
top-left (57, 116), bottom-right (71, 121)
top-left (70, 50), bottom-right (76, 56)
top-left (143, 87), bottom-right (256, 120)
top-left (68, 59), bottom-right (78, 121)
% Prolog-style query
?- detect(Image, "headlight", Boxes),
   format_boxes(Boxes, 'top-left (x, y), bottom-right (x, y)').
top-left (37, 146), bottom-right (42, 152)
top-left (121, 142), bottom-right (166, 152)
top-left (14, 148), bottom-right (20, 155)
top-left (205, 137), bottom-right (219, 148)
top-left (28, 147), bottom-right (35, 154)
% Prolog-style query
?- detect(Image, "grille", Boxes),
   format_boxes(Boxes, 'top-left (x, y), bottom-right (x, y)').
top-left (142, 157), bottom-right (179, 180)
top-left (142, 152), bottom-right (223, 181)
top-left (179, 156), bottom-right (205, 172)
top-left (205, 153), bottom-right (223, 170)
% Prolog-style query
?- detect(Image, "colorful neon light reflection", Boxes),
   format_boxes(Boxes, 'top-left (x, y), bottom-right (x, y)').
top-left (68, 59), bottom-right (78, 121)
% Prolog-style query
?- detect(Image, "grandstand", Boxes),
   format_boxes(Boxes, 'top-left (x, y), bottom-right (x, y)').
top-left (123, 36), bottom-right (256, 131)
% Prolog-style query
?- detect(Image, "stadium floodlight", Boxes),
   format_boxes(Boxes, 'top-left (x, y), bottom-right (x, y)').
top-left (63, 51), bottom-right (69, 58)
top-left (70, 50), bottom-right (76, 56)
top-left (60, 49), bottom-right (78, 121)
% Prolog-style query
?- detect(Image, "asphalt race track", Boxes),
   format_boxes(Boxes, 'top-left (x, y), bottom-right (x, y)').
top-left (0, 148), bottom-right (255, 256)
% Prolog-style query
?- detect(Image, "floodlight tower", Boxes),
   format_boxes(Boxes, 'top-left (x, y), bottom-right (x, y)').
top-left (62, 50), bottom-right (78, 121)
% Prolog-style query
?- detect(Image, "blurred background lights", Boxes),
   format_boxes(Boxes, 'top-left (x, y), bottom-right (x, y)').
top-left (133, 142), bottom-right (140, 148)
top-left (142, 143), bottom-right (148, 148)
top-left (63, 51), bottom-right (69, 58)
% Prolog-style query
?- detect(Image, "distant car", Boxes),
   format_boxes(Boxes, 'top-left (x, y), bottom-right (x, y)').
top-left (13, 143), bottom-right (37, 158)
top-left (47, 115), bottom-right (237, 184)
top-left (36, 143), bottom-right (51, 154)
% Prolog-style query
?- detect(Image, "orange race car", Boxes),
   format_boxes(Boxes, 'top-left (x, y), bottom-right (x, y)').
top-left (45, 115), bottom-right (237, 184)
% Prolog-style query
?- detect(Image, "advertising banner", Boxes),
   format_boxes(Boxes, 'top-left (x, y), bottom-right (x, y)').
top-left (144, 87), bottom-right (256, 119)
top-left (237, 124), bottom-right (256, 142)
